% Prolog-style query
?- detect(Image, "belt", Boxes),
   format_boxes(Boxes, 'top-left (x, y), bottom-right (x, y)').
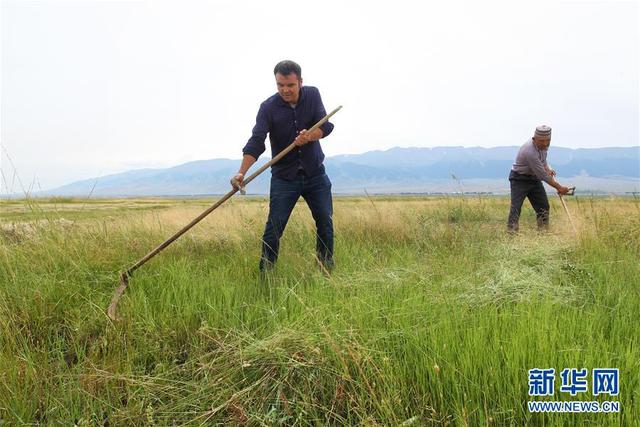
top-left (511, 170), bottom-right (535, 178)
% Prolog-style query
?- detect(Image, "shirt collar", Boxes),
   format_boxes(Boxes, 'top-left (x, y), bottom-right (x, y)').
top-left (276, 86), bottom-right (305, 107)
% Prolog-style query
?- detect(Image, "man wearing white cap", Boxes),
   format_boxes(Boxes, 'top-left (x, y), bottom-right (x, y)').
top-left (507, 125), bottom-right (570, 232)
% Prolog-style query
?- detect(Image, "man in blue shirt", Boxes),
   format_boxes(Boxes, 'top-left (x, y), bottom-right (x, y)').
top-left (231, 60), bottom-right (335, 272)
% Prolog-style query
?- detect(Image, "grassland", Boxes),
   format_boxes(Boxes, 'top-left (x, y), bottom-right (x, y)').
top-left (0, 195), bottom-right (638, 425)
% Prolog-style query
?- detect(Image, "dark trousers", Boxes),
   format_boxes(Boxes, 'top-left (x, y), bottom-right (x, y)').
top-left (260, 172), bottom-right (334, 270)
top-left (507, 170), bottom-right (550, 231)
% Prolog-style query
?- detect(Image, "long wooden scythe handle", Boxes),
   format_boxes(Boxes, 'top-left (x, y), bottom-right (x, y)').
top-left (558, 186), bottom-right (577, 235)
top-left (107, 105), bottom-right (342, 320)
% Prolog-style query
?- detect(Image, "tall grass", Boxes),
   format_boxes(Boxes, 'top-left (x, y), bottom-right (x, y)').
top-left (0, 196), bottom-right (638, 425)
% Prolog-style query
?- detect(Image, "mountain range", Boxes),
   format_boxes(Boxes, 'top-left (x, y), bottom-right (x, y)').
top-left (35, 146), bottom-right (640, 196)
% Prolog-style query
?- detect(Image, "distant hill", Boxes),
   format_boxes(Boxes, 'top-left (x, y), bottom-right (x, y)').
top-left (32, 146), bottom-right (640, 196)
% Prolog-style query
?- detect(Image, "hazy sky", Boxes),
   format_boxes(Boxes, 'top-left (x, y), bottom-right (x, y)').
top-left (1, 0), bottom-right (638, 192)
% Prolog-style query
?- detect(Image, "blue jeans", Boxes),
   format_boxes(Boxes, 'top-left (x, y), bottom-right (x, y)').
top-left (260, 172), bottom-right (334, 269)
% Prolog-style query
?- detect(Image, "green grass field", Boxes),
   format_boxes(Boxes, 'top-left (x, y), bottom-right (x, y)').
top-left (1, 195), bottom-right (638, 425)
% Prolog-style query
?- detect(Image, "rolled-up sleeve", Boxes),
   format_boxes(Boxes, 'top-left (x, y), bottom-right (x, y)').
top-left (311, 87), bottom-right (334, 138)
top-left (242, 103), bottom-right (269, 160)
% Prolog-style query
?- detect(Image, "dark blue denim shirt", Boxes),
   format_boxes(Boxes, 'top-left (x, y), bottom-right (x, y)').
top-left (242, 86), bottom-right (334, 180)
